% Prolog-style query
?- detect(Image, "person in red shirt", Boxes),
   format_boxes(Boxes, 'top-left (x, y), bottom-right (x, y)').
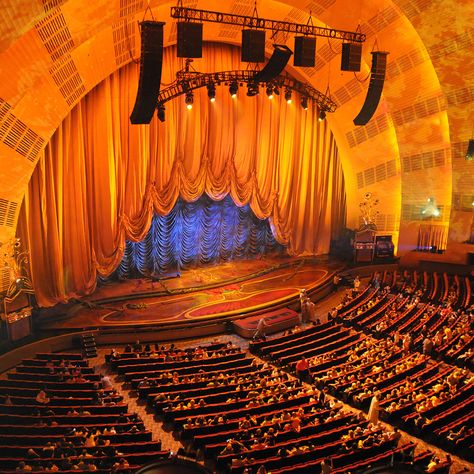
top-left (296, 357), bottom-right (310, 382)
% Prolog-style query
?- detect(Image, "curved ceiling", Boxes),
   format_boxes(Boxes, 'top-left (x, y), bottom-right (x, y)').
top-left (0, 0), bottom-right (472, 257)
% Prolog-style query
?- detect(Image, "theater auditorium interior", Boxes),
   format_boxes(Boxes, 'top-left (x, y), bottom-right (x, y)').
top-left (0, 0), bottom-right (473, 473)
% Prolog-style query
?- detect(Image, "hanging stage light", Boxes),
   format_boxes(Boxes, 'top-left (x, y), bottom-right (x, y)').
top-left (284, 89), bottom-right (292, 104)
top-left (247, 82), bottom-right (259, 97)
top-left (266, 84), bottom-right (274, 99)
top-left (300, 96), bottom-right (308, 110)
top-left (157, 103), bottom-right (166, 122)
top-left (229, 81), bottom-right (238, 98)
top-left (318, 110), bottom-right (326, 121)
top-left (207, 83), bottom-right (216, 102)
top-left (185, 90), bottom-right (194, 109)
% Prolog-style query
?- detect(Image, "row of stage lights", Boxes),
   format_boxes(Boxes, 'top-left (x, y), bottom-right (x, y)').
top-left (181, 82), bottom-right (326, 121)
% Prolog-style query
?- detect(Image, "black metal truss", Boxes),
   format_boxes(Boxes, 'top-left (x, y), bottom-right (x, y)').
top-left (157, 70), bottom-right (337, 113)
top-left (170, 6), bottom-right (365, 43)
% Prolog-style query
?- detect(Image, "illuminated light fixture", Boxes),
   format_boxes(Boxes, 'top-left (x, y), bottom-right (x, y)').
top-left (157, 104), bottom-right (166, 122)
top-left (207, 83), bottom-right (216, 102)
top-left (422, 197), bottom-right (441, 218)
top-left (300, 96), bottom-right (308, 110)
top-left (229, 81), bottom-right (238, 98)
top-left (273, 86), bottom-right (280, 96)
top-left (266, 85), bottom-right (274, 99)
top-left (318, 110), bottom-right (326, 122)
top-left (185, 90), bottom-right (194, 109)
top-left (284, 89), bottom-right (292, 103)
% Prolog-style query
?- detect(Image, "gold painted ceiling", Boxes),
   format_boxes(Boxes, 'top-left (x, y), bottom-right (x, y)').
top-left (0, 0), bottom-right (472, 259)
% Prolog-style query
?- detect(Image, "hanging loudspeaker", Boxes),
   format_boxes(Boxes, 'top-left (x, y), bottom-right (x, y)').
top-left (466, 139), bottom-right (474, 160)
top-left (341, 42), bottom-right (362, 72)
top-left (253, 44), bottom-right (293, 83)
top-left (130, 21), bottom-right (165, 125)
top-left (177, 22), bottom-right (203, 58)
top-left (353, 51), bottom-right (389, 126)
top-left (294, 36), bottom-right (316, 67)
top-left (241, 29), bottom-right (266, 62)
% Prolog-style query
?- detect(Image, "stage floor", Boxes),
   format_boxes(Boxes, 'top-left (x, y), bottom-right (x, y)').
top-left (40, 256), bottom-right (343, 330)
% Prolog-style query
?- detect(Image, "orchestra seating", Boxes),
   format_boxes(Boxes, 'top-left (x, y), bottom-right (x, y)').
top-left (0, 352), bottom-right (169, 473)
top-left (250, 271), bottom-right (473, 463)
top-left (109, 338), bottom-right (446, 473)
top-left (2, 269), bottom-right (471, 473)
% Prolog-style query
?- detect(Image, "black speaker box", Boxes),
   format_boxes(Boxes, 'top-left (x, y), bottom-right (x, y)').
top-left (341, 42), bottom-right (362, 72)
top-left (177, 22), bottom-right (203, 58)
top-left (241, 29), bottom-right (266, 62)
top-left (253, 44), bottom-right (293, 83)
top-left (294, 36), bottom-right (316, 67)
top-left (353, 51), bottom-right (388, 126)
top-left (468, 252), bottom-right (474, 266)
top-left (466, 139), bottom-right (474, 160)
top-left (130, 21), bottom-right (165, 125)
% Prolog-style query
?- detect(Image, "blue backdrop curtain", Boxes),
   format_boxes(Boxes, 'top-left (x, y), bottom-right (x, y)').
top-left (113, 194), bottom-right (284, 279)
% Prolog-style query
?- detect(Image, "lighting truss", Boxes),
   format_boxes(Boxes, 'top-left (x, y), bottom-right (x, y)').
top-left (157, 70), bottom-right (337, 113)
top-left (171, 6), bottom-right (366, 43)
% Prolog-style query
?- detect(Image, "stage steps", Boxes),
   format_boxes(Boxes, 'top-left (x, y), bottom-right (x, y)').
top-left (81, 333), bottom-right (97, 358)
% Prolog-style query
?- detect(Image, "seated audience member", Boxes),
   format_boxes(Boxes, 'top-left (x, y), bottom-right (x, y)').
top-left (321, 458), bottom-right (333, 474)
top-left (35, 389), bottom-right (50, 404)
top-left (101, 374), bottom-right (113, 390)
top-left (426, 455), bottom-right (440, 473)
top-left (16, 461), bottom-right (33, 472)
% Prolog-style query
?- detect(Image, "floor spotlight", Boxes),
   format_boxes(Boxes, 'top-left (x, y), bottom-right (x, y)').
top-left (207, 83), bottom-right (216, 102)
top-left (318, 110), bottom-right (326, 121)
top-left (300, 96), bottom-right (308, 110)
top-left (185, 91), bottom-right (194, 110)
top-left (229, 81), bottom-right (238, 98)
top-left (284, 89), bottom-right (292, 104)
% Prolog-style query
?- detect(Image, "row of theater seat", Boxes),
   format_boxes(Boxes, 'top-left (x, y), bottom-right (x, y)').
top-left (250, 270), bottom-right (473, 463)
top-left (110, 333), bottom-right (447, 473)
top-left (0, 352), bottom-right (169, 473)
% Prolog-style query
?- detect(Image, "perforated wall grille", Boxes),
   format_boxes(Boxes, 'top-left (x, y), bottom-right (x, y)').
top-left (451, 141), bottom-right (471, 160)
top-left (346, 114), bottom-right (390, 148)
top-left (35, 8), bottom-right (74, 62)
top-left (400, 147), bottom-right (449, 172)
top-left (398, 0), bottom-right (434, 20)
top-left (1, 268), bottom-right (11, 294)
top-left (49, 54), bottom-right (86, 107)
top-left (0, 199), bottom-right (18, 227)
top-left (40, 0), bottom-right (65, 12)
top-left (119, 0), bottom-right (144, 17)
top-left (0, 112), bottom-right (45, 162)
top-left (386, 47), bottom-right (427, 80)
top-left (391, 94), bottom-right (446, 126)
top-left (401, 203), bottom-right (447, 221)
top-left (452, 194), bottom-right (474, 212)
top-left (113, 19), bottom-right (136, 66)
top-left (428, 28), bottom-right (474, 59)
top-left (445, 85), bottom-right (474, 107)
top-left (356, 159), bottom-right (398, 188)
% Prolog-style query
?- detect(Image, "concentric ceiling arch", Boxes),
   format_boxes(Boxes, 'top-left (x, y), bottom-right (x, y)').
top-left (0, 0), bottom-right (472, 258)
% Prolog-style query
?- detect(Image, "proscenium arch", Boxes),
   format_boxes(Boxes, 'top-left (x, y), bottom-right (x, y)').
top-left (0, 0), bottom-right (472, 263)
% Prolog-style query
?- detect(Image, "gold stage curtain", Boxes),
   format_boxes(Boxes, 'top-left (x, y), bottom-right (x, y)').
top-left (20, 44), bottom-right (346, 307)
